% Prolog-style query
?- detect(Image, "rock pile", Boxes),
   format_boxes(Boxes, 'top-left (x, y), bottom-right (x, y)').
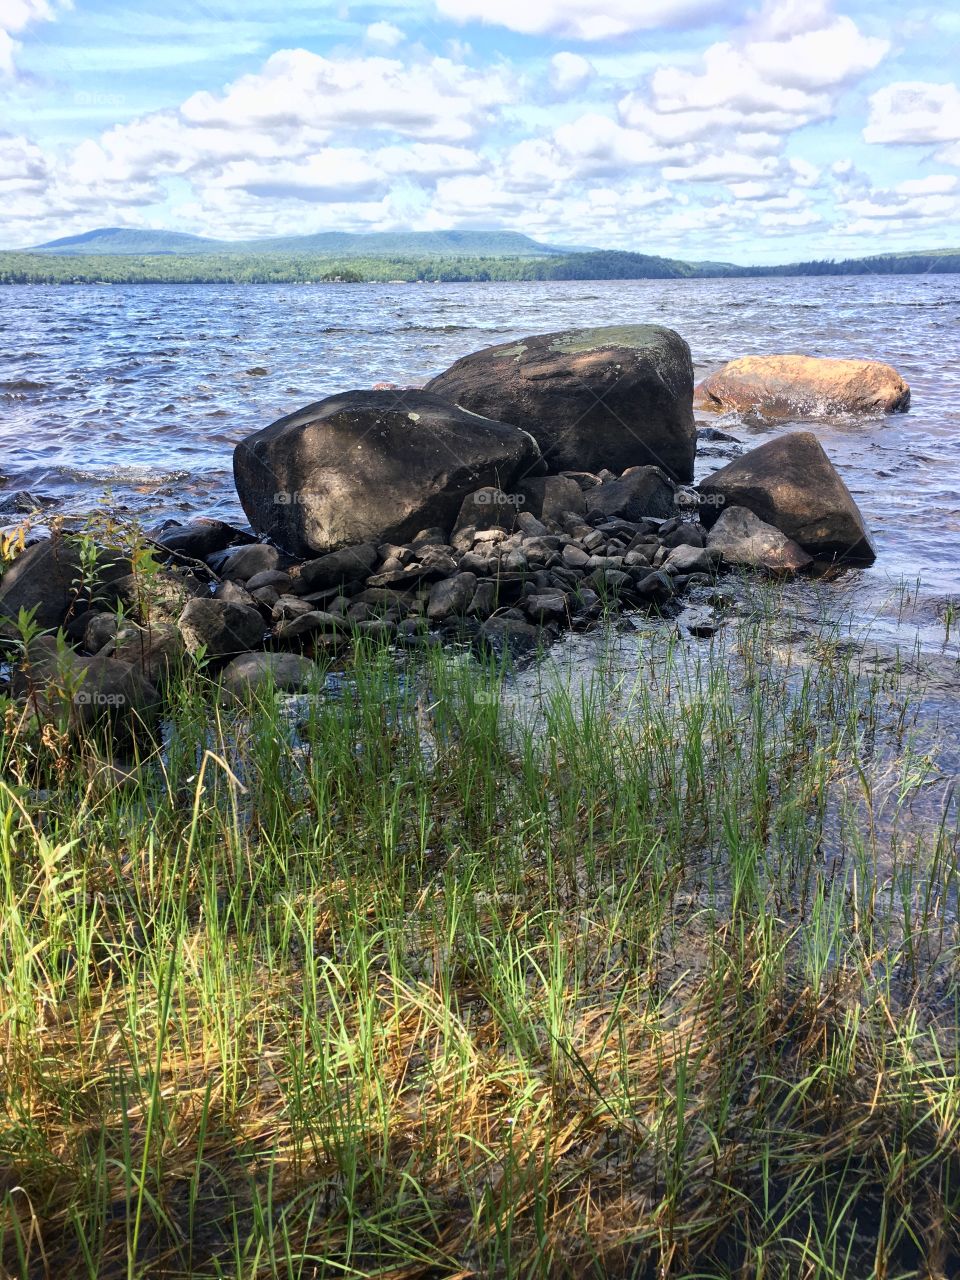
top-left (1, 326), bottom-right (901, 725)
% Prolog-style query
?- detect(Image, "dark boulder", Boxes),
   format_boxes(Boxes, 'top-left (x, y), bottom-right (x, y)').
top-left (425, 325), bottom-right (696, 481)
top-left (698, 433), bottom-right (876, 564)
top-left (233, 390), bottom-right (542, 557)
top-left (0, 536), bottom-right (129, 636)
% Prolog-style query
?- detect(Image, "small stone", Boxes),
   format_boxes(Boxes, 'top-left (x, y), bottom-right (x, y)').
top-left (214, 543), bottom-right (282, 582)
top-left (427, 572), bottom-right (478, 621)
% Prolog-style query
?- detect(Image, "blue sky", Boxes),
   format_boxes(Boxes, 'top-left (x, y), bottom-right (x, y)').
top-left (1, 0), bottom-right (958, 261)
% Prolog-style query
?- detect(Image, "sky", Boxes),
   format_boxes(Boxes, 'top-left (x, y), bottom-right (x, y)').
top-left (0, 0), bottom-right (958, 262)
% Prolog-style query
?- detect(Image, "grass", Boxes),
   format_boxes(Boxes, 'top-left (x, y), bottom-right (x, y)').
top-left (0, 589), bottom-right (958, 1278)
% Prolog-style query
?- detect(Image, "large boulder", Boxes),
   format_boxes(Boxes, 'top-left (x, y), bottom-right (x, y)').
top-left (424, 325), bottom-right (697, 481)
top-left (233, 390), bottom-right (542, 557)
top-left (698, 433), bottom-right (876, 563)
top-left (695, 355), bottom-right (910, 418)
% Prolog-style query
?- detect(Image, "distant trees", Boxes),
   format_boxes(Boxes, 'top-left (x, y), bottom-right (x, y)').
top-left (0, 248), bottom-right (956, 286)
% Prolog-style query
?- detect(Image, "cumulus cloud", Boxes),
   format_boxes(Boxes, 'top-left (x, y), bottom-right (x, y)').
top-left (178, 50), bottom-right (513, 143)
top-left (433, 0), bottom-right (720, 41)
top-left (549, 52), bottom-right (593, 96)
top-left (0, 0), bottom-right (67, 77)
top-left (647, 15), bottom-right (887, 125)
top-left (365, 20), bottom-right (404, 47)
top-left (863, 81), bottom-right (960, 156)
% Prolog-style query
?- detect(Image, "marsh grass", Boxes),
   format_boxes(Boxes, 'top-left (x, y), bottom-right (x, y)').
top-left (0, 597), bottom-right (958, 1278)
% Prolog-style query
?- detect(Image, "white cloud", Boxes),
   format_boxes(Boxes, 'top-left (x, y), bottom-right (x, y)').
top-left (549, 52), bottom-right (593, 96)
top-left (863, 81), bottom-right (960, 150)
top-left (178, 50), bottom-right (513, 143)
top-left (0, 0), bottom-right (67, 77)
top-left (649, 17), bottom-right (887, 123)
top-left (365, 21), bottom-right (404, 48)
top-left (433, 0), bottom-right (721, 41)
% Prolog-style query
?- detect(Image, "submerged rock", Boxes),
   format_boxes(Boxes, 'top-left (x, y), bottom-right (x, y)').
top-left (425, 325), bottom-right (697, 481)
top-left (698, 433), bottom-right (876, 564)
top-left (695, 354), bottom-right (910, 417)
top-left (233, 390), bottom-right (542, 556)
top-left (220, 651), bottom-right (322, 697)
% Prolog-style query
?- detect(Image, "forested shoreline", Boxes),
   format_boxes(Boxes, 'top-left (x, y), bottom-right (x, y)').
top-left (1, 246), bottom-right (957, 284)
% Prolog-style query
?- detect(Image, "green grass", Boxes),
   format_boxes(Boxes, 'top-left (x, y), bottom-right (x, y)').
top-left (0, 594), bottom-right (958, 1278)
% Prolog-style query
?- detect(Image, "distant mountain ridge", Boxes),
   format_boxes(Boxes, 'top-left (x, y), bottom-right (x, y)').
top-left (3, 227), bottom-right (957, 283)
top-left (31, 227), bottom-right (575, 258)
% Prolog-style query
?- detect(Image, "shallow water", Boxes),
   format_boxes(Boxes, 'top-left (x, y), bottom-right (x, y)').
top-left (0, 274), bottom-right (957, 641)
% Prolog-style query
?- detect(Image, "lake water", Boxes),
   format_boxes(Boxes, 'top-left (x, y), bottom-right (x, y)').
top-left (1, 275), bottom-right (958, 638)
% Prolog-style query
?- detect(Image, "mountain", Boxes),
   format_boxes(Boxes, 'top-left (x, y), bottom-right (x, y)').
top-left (31, 227), bottom-right (573, 258)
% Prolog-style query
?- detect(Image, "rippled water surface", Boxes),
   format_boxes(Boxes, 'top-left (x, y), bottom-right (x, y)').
top-left (1, 274), bottom-right (958, 613)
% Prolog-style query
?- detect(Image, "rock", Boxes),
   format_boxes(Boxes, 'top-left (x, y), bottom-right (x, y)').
top-left (562, 544), bottom-right (590, 570)
top-left (155, 519), bottom-right (244, 559)
top-left (515, 511), bottom-right (549, 537)
top-left (296, 544), bottom-right (377, 593)
top-left (233, 390), bottom-right (542, 556)
top-left (426, 325), bottom-right (696, 481)
top-left (561, 470), bottom-right (602, 491)
top-left (275, 610), bottom-right (344, 642)
top-left (12, 636), bottom-right (160, 735)
top-left (524, 591), bottom-right (567, 622)
top-left (698, 433), bottom-right (876, 563)
top-left (468, 580), bottom-right (498, 618)
top-left (451, 487), bottom-right (520, 538)
top-left (214, 543), bottom-right (282, 582)
top-left (112, 622), bottom-right (186, 685)
top-left (85, 612), bottom-right (119, 654)
top-left (220, 651), bottom-right (321, 698)
top-left (633, 570), bottom-right (675, 604)
top-left (427, 572), bottom-right (478, 621)
top-left (516, 475), bottom-right (586, 523)
top-left (245, 569), bottom-right (292, 592)
top-left (214, 579), bottom-right (258, 608)
top-left (478, 616), bottom-right (543, 654)
top-left (663, 545), bottom-right (719, 576)
top-left (0, 536), bottom-right (129, 636)
top-left (177, 598), bottom-right (265, 659)
top-left (677, 606), bottom-right (719, 638)
top-left (589, 467), bottom-right (676, 522)
top-left (114, 570), bottom-right (207, 623)
top-left (695, 354), bottom-right (910, 418)
top-left (706, 505), bottom-right (813, 573)
top-left (661, 523), bottom-right (705, 550)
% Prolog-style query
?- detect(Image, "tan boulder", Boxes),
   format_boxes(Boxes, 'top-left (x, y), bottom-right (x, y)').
top-left (695, 354), bottom-right (910, 418)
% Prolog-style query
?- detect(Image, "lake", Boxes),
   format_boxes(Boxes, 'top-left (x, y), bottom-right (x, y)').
top-left (1, 274), bottom-right (958, 641)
